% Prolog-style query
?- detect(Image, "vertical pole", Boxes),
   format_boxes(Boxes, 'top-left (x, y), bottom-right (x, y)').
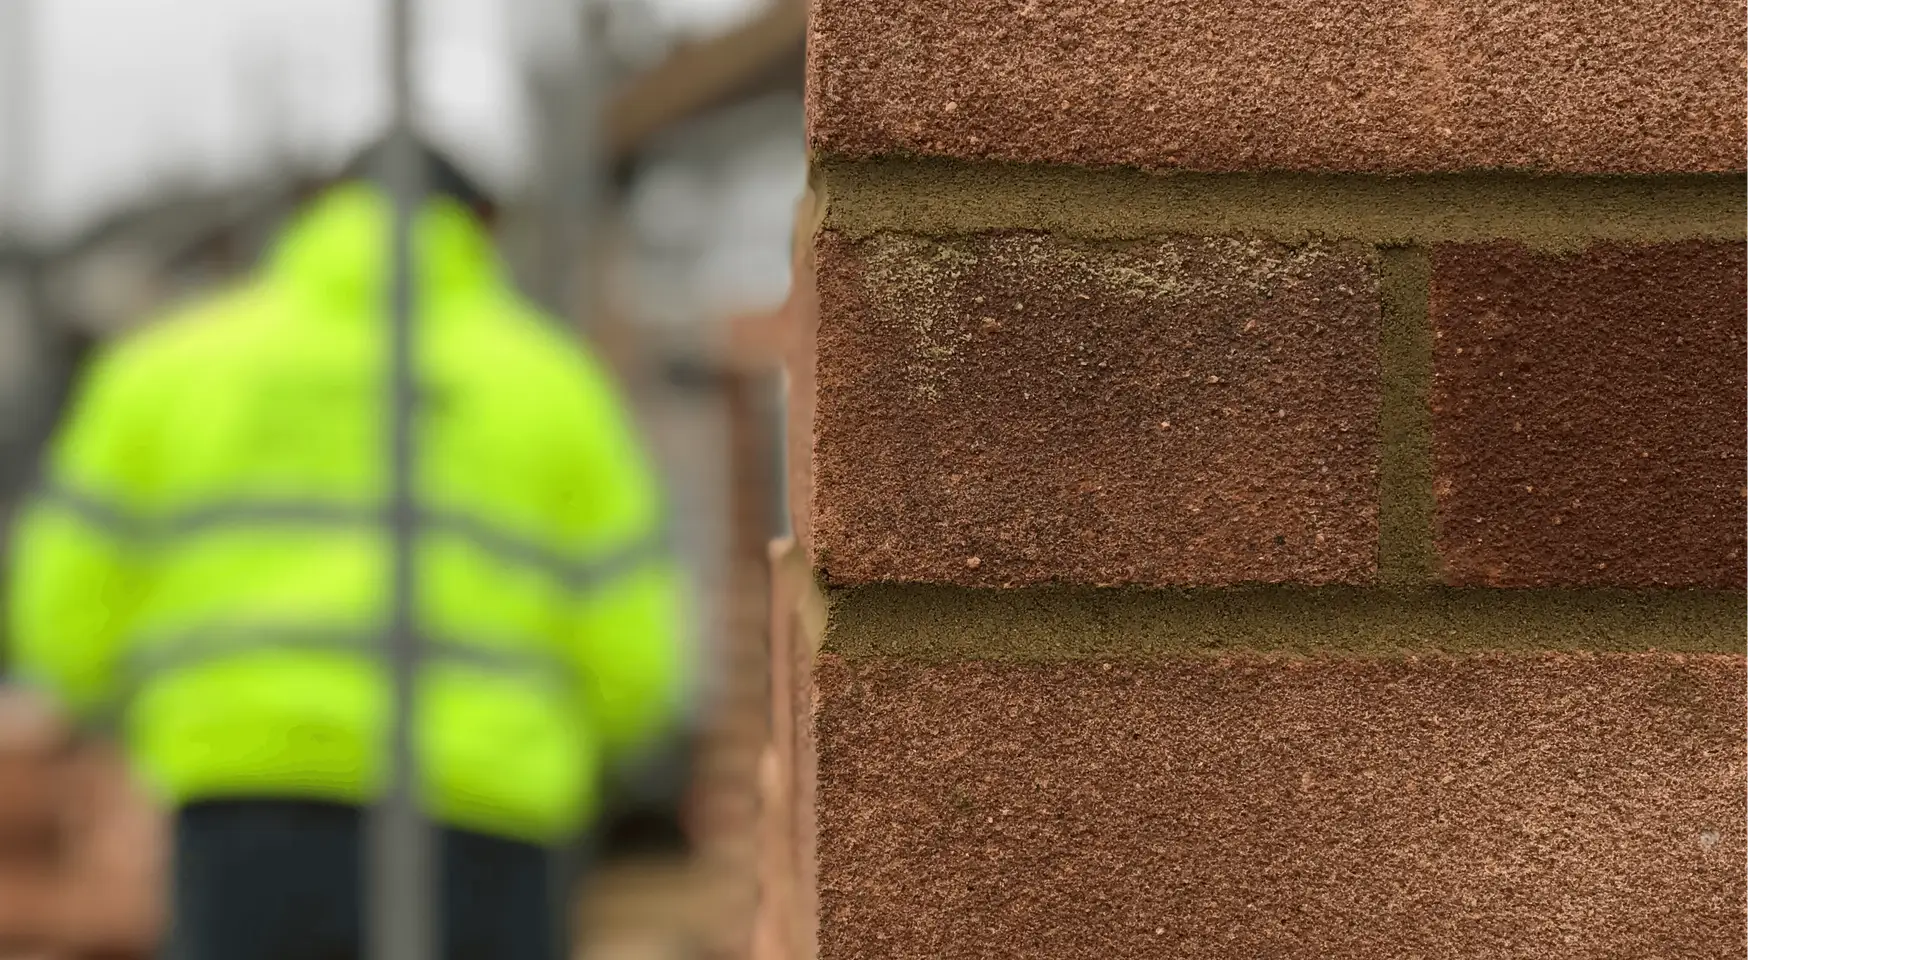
top-left (559, 0), bottom-right (600, 329)
top-left (526, 0), bottom-right (598, 324)
top-left (1, 0), bottom-right (32, 244)
top-left (370, 0), bottom-right (435, 958)
top-left (1, 0), bottom-right (52, 517)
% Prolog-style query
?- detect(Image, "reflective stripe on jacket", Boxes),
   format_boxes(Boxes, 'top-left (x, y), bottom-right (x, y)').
top-left (5, 184), bottom-right (687, 843)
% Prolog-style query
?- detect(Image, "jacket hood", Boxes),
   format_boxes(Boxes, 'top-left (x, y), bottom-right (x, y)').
top-left (266, 183), bottom-right (505, 315)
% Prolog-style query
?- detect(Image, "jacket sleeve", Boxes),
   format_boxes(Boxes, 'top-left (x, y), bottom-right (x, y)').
top-left (7, 347), bottom-right (158, 720)
top-left (547, 350), bottom-right (691, 762)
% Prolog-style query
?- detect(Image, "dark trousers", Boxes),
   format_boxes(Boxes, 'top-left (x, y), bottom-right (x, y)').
top-left (168, 800), bottom-right (567, 960)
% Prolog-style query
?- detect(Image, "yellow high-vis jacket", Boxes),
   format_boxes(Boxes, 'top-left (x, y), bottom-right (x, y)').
top-left (6, 184), bottom-right (686, 843)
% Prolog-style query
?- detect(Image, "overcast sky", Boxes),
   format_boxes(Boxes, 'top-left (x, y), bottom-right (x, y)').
top-left (0, 0), bottom-right (762, 245)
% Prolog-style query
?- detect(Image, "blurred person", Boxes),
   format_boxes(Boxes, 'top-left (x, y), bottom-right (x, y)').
top-left (3, 41), bottom-right (689, 960)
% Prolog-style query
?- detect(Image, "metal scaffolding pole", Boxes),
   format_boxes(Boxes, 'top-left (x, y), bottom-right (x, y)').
top-left (2, 0), bottom-right (32, 243)
top-left (525, 0), bottom-right (600, 325)
top-left (1, 0), bottom-right (55, 517)
top-left (369, 0), bottom-right (435, 957)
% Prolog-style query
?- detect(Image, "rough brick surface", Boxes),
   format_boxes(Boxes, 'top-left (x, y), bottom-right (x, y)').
top-left (1431, 241), bottom-right (1746, 588)
top-left (813, 231), bottom-right (1380, 587)
top-left (816, 653), bottom-right (1746, 960)
top-left (808, 0), bottom-right (1747, 174)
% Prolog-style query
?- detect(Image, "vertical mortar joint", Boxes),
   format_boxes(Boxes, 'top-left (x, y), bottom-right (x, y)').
top-left (1377, 246), bottom-right (1437, 586)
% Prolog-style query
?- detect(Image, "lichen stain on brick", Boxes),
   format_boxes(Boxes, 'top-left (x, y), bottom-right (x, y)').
top-left (1029, 236), bottom-right (1355, 304)
top-left (857, 234), bottom-right (977, 399)
top-left (859, 234), bottom-right (1352, 401)
top-left (815, 231), bottom-right (1384, 587)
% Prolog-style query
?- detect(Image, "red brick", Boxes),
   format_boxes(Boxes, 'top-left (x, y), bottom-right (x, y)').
top-left (1430, 241), bottom-right (1746, 588)
top-left (816, 652), bottom-right (1746, 960)
top-left (0, 744), bottom-right (164, 954)
top-left (0, 754), bottom-right (58, 855)
top-left (808, 0), bottom-right (1746, 174)
top-left (813, 231), bottom-right (1380, 587)
top-left (40, 745), bottom-right (166, 954)
top-left (0, 691), bottom-right (65, 856)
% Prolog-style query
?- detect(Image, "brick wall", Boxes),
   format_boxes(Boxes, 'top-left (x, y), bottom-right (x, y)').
top-left (803, 1), bottom-right (1745, 958)
top-left (0, 692), bottom-right (165, 959)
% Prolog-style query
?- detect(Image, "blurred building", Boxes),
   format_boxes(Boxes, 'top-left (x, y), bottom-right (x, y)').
top-left (625, 90), bottom-right (804, 332)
